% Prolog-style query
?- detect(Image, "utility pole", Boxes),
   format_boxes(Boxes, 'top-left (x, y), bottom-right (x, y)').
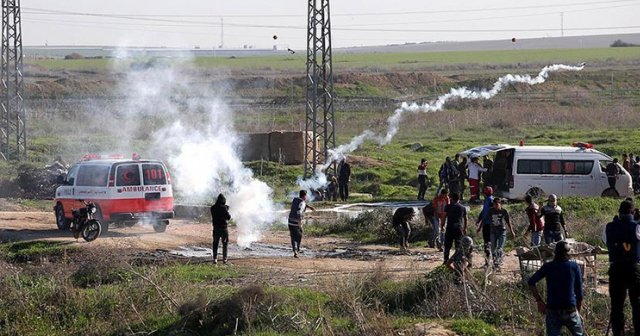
top-left (1, 0), bottom-right (27, 160)
top-left (304, 0), bottom-right (336, 178)
top-left (560, 12), bottom-right (564, 37)
top-left (220, 17), bottom-right (224, 48)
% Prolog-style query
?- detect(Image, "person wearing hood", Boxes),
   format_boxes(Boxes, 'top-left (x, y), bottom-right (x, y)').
top-left (211, 193), bottom-right (231, 265)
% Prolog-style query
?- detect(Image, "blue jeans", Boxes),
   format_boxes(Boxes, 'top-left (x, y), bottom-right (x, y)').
top-left (531, 231), bottom-right (542, 247)
top-left (430, 216), bottom-right (444, 247)
top-left (544, 230), bottom-right (564, 245)
top-left (490, 229), bottom-right (506, 267)
top-left (545, 308), bottom-right (584, 336)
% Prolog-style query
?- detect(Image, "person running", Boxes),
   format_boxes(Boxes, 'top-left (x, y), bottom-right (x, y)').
top-left (528, 241), bottom-right (584, 336)
top-left (417, 158), bottom-right (429, 200)
top-left (487, 198), bottom-right (515, 269)
top-left (210, 193), bottom-right (231, 265)
top-left (443, 193), bottom-right (468, 261)
top-left (468, 156), bottom-right (488, 203)
top-left (538, 194), bottom-right (568, 244)
top-left (602, 199), bottom-right (640, 336)
top-left (475, 186), bottom-right (495, 265)
top-left (338, 158), bottom-right (351, 201)
top-left (524, 195), bottom-right (545, 247)
top-left (392, 207), bottom-right (415, 251)
top-left (288, 190), bottom-right (316, 258)
top-left (607, 158), bottom-right (622, 192)
top-left (432, 188), bottom-right (450, 251)
top-left (445, 235), bottom-right (474, 284)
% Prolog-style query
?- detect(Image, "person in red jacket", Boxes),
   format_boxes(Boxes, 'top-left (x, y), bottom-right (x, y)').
top-left (432, 188), bottom-right (450, 251)
top-left (524, 195), bottom-right (544, 246)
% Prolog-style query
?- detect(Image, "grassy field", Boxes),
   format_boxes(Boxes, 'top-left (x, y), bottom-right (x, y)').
top-left (4, 47), bottom-right (640, 334)
top-left (27, 46), bottom-right (640, 72)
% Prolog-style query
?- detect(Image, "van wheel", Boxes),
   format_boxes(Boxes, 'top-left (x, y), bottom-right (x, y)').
top-left (153, 221), bottom-right (168, 233)
top-left (55, 203), bottom-right (70, 231)
top-left (525, 187), bottom-right (544, 198)
top-left (601, 188), bottom-right (620, 197)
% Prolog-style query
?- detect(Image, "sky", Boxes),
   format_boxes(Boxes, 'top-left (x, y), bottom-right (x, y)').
top-left (21, 0), bottom-right (640, 49)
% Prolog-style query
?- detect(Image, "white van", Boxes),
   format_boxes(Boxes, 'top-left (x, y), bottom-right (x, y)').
top-left (54, 154), bottom-right (174, 233)
top-left (462, 143), bottom-right (633, 199)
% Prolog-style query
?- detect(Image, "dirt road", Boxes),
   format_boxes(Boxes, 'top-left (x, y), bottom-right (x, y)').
top-left (0, 210), bottom-right (523, 285)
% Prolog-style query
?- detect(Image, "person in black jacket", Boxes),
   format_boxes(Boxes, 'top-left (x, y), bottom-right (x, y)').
top-left (338, 158), bottom-right (351, 201)
top-left (603, 200), bottom-right (640, 336)
top-left (211, 193), bottom-right (231, 264)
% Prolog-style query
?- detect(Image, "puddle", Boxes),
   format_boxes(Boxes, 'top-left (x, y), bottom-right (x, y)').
top-left (170, 243), bottom-right (317, 258)
top-left (169, 241), bottom-right (442, 262)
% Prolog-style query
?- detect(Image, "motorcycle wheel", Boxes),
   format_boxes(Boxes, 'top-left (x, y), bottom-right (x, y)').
top-left (82, 219), bottom-right (102, 242)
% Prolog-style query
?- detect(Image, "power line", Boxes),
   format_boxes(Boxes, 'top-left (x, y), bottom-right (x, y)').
top-left (22, 0), bottom-right (640, 18)
top-left (334, 3), bottom-right (639, 27)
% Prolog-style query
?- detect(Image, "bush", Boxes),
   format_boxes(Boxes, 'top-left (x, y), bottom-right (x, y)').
top-left (610, 39), bottom-right (638, 47)
top-left (64, 53), bottom-right (84, 60)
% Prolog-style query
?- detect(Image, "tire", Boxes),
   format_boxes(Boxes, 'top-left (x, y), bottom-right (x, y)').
top-left (93, 205), bottom-right (109, 234)
top-left (153, 221), bottom-right (168, 233)
top-left (525, 187), bottom-right (544, 198)
top-left (82, 219), bottom-right (102, 242)
top-left (601, 188), bottom-right (620, 198)
top-left (55, 203), bottom-right (70, 231)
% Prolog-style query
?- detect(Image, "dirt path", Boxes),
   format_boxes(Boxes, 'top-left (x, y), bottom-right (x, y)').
top-left (0, 210), bottom-right (524, 285)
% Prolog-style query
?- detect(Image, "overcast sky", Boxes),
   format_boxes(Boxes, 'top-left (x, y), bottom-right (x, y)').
top-left (21, 0), bottom-right (640, 49)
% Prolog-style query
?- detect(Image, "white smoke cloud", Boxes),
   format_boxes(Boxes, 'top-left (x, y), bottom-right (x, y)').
top-left (114, 56), bottom-right (278, 248)
top-left (301, 63), bottom-right (586, 191)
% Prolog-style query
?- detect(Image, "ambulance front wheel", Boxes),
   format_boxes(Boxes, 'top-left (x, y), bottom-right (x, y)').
top-left (55, 203), bottom-right (70, 231)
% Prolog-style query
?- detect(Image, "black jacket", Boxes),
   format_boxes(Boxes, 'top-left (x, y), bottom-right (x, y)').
top-left (211, 194), bottom-right (231, 229)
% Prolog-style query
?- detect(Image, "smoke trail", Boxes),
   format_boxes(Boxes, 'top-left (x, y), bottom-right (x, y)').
top-left (114, 58), bottom-right (278, 248)
top-left (302, 63), bottom-right (585, 190)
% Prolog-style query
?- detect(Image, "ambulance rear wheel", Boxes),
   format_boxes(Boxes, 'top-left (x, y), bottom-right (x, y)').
top-left (55, 203), bottom-right (70, 231)
top-left (153, 221), bottom-right (168, 233)
top-left (601, 188), bottom-right (619, 198)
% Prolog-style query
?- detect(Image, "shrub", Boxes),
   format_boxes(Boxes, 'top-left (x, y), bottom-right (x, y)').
top-left (64, 53), bottom-right (84, 60)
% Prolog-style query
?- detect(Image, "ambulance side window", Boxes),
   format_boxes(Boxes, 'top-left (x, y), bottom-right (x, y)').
top-left (76, 165), bottom-right (110, 187)
top-left (116, 164), bottom-right (141, 186)
top-left (142, 164), bottom-right (167, 185)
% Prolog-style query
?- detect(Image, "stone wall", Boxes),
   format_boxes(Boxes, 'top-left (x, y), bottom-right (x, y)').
top-left (241, 131), bottom-right (316, 165)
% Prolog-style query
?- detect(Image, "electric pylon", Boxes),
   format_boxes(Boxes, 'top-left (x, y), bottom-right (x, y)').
top-left (304, 0), bottom-right (335, 178)
top-left (1, 0), bottom-right (27, 160)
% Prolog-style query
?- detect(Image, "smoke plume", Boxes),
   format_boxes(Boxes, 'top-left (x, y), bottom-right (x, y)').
top-left (302, 63), bottom-right (585, 190)
top-left (115, 58), bottom-right (278, 247)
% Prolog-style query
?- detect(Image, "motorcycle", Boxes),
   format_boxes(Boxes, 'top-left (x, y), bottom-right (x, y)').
top-left (71, 200), bottom-right (102, 242)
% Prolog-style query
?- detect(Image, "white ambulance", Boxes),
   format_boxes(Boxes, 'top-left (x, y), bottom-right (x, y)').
top-left (54, 154), bottom-right (174, 232)
top-left (462, 143), bottom-right (633, 199)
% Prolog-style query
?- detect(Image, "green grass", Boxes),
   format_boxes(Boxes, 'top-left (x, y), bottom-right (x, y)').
top-left (27, 47), bottom-right (640, 72)
top-left (449, 318), bottom-right (502, 336)
top-left (0, 241), bottom-right (77, 261)
top-left (157, 263), bottom-right (245, 282)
